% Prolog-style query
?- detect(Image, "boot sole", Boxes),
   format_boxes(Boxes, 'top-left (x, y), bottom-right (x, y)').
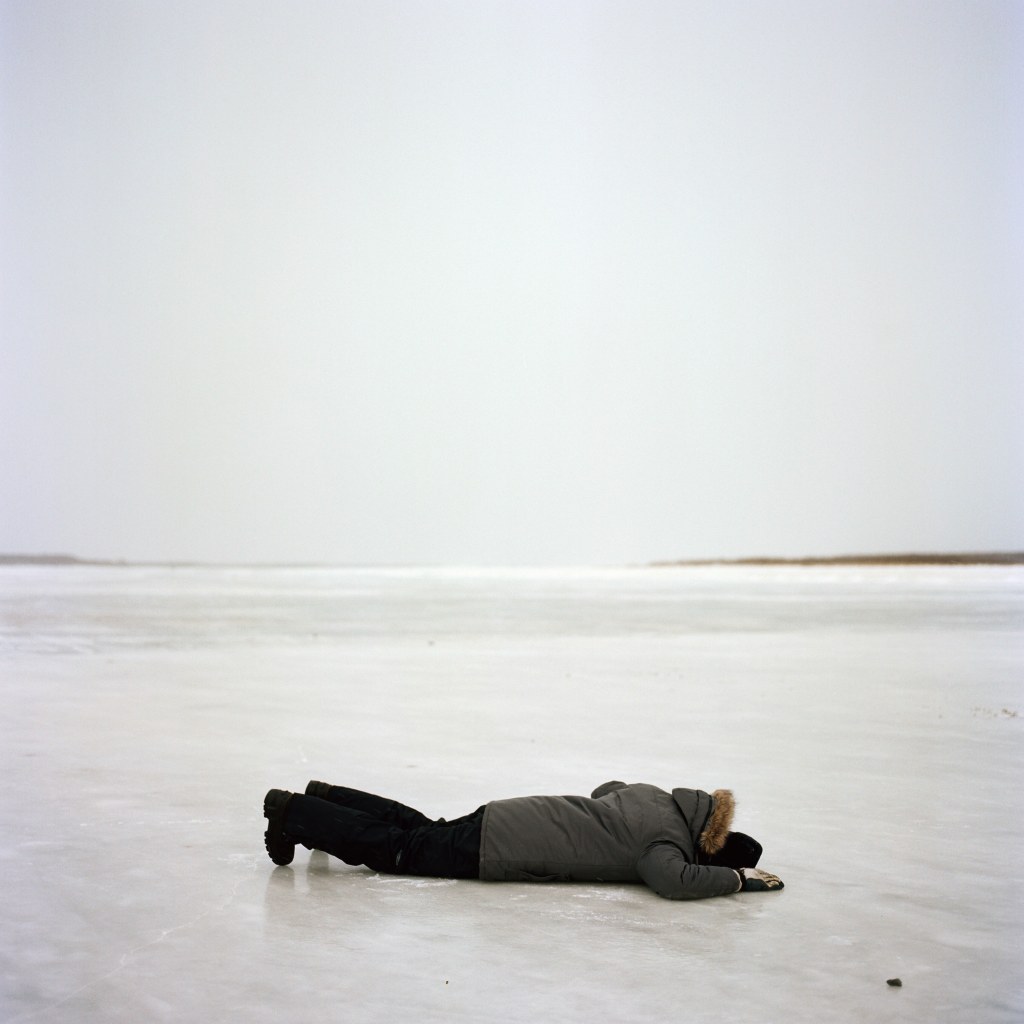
top-left (263, 789), bottom-right (296, 866)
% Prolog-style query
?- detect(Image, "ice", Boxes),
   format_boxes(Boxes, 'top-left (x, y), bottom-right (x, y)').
top-left (1, 565), bottom-right (1022, 1022)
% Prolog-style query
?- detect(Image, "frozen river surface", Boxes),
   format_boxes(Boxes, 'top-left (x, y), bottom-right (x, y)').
top-left (1, 564), bottom-right (1022, 1023)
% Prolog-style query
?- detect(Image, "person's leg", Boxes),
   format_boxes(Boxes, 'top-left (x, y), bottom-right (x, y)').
top-left (304, 782), bottom-right (434, 829)
top-left (391, 809), bottom-right (484, 878)
top-left (282, 794), bottom-right (483, 878)
top-left (284, 796), bottom-right (399, 871)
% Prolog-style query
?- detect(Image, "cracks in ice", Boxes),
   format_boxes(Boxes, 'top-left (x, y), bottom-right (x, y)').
top-left (369, 874), bottom-right (458, 889)
top-left (8, 856), bottom-right (260, 1024)
top-left (572, 888), bottom-right (635, 902)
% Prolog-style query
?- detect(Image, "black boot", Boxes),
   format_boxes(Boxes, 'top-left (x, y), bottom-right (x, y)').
top-left (263, 789), bottom-right (296, 866)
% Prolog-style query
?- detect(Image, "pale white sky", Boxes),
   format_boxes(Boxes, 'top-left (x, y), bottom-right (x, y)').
top-left (2, 1), bottom-right (1022, 564)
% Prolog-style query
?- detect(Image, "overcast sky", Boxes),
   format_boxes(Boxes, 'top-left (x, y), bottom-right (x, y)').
top-left (2, 1), bottom-right (1021, 565)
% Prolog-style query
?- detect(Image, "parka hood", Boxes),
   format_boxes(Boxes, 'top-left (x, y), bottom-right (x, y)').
top-left (671, 788), bottom-right (735, 856)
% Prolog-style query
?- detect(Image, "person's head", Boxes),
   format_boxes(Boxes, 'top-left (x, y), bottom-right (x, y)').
top-left (704, 831), bottom-right (762, 869)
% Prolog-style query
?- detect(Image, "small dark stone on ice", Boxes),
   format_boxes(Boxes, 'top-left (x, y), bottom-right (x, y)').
top-left (887, 978), bottom-right (903, 987)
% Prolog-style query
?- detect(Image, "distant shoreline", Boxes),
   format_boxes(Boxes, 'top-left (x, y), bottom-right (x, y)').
top-left (0, 554), bottom-right (130, 566)
top-left (651, 552), bottom-right (1024, 567)
top-left (2, 552), bottom-right (1023, 568)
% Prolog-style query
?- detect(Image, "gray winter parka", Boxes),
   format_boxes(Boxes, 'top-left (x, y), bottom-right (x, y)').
top-left (478, 781), bottom-right (743, 899)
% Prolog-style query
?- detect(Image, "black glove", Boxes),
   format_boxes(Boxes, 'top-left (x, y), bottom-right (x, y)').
top-left (738, 867), bottom-right (784, 892)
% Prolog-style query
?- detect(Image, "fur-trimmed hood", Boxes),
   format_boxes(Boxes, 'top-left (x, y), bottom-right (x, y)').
top-left (699, 789), bottom-right (735, 855)
top-left (671, 788), bottom-right (736, 855)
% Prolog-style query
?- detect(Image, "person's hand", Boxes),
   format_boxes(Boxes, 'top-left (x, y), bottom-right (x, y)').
top-left (738, 867), bottom-right (784, 892)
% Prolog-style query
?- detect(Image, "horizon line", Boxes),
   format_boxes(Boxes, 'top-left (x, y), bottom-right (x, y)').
top-left (2, 551), bottom-right (1023, 568)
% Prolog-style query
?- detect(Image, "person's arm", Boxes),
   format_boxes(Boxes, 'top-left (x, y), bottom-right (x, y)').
top-left (636, 842), bottom-right (748, 900)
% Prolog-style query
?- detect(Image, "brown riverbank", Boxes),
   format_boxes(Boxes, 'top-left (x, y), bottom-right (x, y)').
top-left (652, 552), bottom-right (1024, 567)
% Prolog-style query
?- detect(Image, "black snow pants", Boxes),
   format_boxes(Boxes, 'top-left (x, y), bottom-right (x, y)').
top-left (283, 785), bottom-right (484, 879)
